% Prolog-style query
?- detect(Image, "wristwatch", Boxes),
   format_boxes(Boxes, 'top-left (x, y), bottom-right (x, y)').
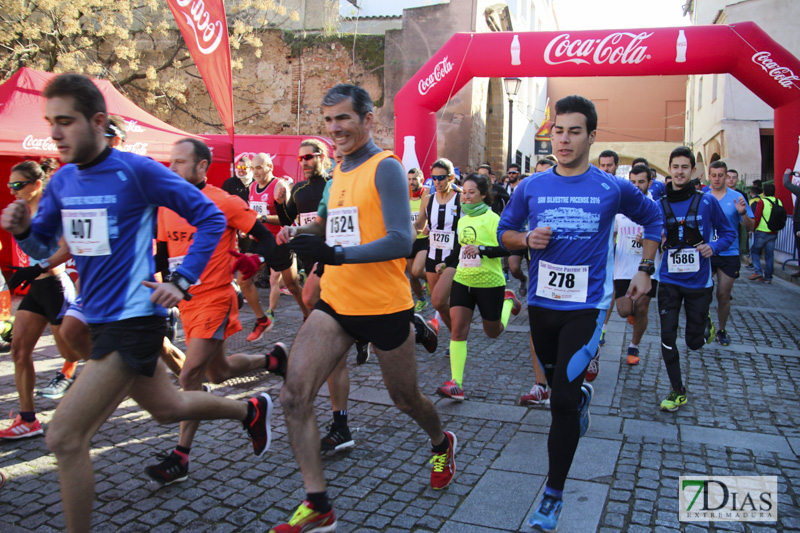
top-left (332, 245), bottom-right (345, 266)
top-left (171, 273), bottom-right (193, 299)
top-left (479, 245), bottom-right (486, 255)
top-left (638, 259), bottom-right (656, 275)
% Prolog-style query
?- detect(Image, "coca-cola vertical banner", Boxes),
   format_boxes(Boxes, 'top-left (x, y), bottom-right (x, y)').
top-left (166, 0), bottom-right (235, 142)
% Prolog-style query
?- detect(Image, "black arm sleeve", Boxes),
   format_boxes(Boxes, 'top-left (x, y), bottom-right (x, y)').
top-left (444, 240), bottom-right (461, 269)
top-left (155, 241), bottom-right (170, 280)
top-left (247, 220), bottom-right (277, 260)
top-left (480, 245), bottom-right (511, 258)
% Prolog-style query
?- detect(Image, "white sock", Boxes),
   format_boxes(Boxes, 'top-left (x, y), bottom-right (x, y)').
top-left (630, 343), bottom-right (638, 349)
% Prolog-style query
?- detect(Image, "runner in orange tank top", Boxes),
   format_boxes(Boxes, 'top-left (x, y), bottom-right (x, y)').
top-left (269, 85), bottom-right (455, 533)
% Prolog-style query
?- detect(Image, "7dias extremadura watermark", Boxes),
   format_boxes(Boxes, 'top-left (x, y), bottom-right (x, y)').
top-left (679, 476), bottom-right (778, 522)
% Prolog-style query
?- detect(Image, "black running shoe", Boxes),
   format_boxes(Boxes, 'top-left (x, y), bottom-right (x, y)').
top-left (414, 313), bottom-right (438, 353)
top-left (267, 342), bottom-right (288, 378)
top-left (244, 393), bottom-right (273, 457)
top-left (320, 423), bottom-right (355, 452)
top-left (145, 451), bottom-right (188, 486)
top-left (355, 340), bottom-right (370, 365)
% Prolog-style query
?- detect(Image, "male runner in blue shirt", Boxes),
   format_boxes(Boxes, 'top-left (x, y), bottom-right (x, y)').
top-left (1, 74), bottom-right (273, 532)
top-left (498, 95), bottom-right (662, 532)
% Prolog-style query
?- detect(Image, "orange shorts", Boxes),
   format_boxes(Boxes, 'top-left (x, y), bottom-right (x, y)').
top-left (179, 285), bottom-right (241, 345)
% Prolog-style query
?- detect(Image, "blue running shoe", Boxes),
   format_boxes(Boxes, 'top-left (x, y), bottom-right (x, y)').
top-left (528, 494), bottom-right (563, 532)
top-left (579, 383), bottom-right (593, 438)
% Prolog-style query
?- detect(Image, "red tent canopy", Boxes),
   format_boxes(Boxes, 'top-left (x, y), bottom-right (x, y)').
top-left (0, 67), bottom-right (234, 271)
top-left (0, 67), bottom-right (233, 163)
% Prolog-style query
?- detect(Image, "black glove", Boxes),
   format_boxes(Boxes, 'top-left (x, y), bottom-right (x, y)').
top-left (287, 234), bottom-right (343, 265)
top-left (8, 264), bottom-right (44, 291)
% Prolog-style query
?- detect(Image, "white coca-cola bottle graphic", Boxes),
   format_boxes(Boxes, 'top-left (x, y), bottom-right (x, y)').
top-left (401, 136), bottom-right (421, 172)
top-left (511, 35), bottom-right (521, 66)
top-left (676, 30), bottom-right (687, 63)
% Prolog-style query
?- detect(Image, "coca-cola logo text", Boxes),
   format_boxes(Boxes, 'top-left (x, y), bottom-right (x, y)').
top-left (544, 32), bottom-right (653, 66)
top-left (418, 57), bottom-right (454, 96)
top-left (121, 142), bottom-right (148, 155)
top-left (752, 51), bottom-right (799, 89)
top-left (124, 119), bottom-right (146, 133)
top-left (174, 0), bottom-right (224, 55)
top-left (22, 135), bottom-right (57, 152)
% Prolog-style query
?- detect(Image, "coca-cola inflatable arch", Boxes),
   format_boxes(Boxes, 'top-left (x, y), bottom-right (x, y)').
top-left (394, 23), bottom-right (800, 207)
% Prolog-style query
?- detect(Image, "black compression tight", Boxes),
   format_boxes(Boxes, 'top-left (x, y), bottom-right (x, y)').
top-left (528, 306), bottom-right (602, 491)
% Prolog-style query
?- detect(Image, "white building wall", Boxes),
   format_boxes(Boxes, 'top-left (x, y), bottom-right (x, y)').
top-left (687, 0), bottom-right (800, 184)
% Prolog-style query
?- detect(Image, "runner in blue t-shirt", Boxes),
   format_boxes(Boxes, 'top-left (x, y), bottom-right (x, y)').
top-left (650, 177), bottom-right (666, 201)
top-left (0, 74), bottom-right (273, 532)
top-left (653, 147), bottom-right (736, 414)
top-left (706, 160), bottom-right (754, 346)
top-left (498, 96), bottom-right (662, 532)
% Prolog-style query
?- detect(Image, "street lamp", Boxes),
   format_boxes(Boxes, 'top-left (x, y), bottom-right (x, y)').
top-left (503, 77), bottom-right (522, 169)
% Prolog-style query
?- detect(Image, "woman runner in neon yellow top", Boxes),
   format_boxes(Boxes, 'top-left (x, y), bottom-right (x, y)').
top-left (435, 173), bottom-right (521, 400)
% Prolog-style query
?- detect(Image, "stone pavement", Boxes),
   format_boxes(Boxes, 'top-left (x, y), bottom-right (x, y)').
top-left (0, 273), bottom-right (798, 532)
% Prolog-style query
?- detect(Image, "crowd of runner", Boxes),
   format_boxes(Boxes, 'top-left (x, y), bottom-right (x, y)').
top-left (0, 75), bottom-right (772, 533)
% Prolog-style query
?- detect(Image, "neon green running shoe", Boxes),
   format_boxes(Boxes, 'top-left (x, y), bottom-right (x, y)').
top-left (704, 313), bottom-right (715, 344)
top-left (414, 298), bottom-right (428, 313)
top-left (660, 389), bottom-right (687, 412)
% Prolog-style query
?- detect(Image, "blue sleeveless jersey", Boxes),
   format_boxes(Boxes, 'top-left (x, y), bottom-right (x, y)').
top-left (498, 165), bottom-right (663, 311)
top-left (18, 149), bottom-right (225, 323)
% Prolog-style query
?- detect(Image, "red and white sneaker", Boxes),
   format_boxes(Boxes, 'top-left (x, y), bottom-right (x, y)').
top-left (436, 379), bottom-right (464, 401)
top-left (427, 317), bottom-right (440, 336)
top-left (247, 316), bottom-right (274, 342)
top-left (519, 383), bottom-right (550, 406)
top-left (430, 431), bottom-right (457, 490)
top-left (0, 415), bottom-right (43, 439)
top-left (585, 352), bottom-right (600, 382)
top-left (504, 290), bottom-right (522, 316)
top-left (269, 500), bottom-right (336, 533)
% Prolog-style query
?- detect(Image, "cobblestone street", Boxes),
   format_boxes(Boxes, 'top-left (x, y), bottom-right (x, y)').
top-left (0, 273), bottom-right (798, 532)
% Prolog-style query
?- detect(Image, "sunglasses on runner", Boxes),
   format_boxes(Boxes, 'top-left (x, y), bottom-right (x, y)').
top-left (507, 170), bottom-right (520, 175)
top-left (236, 165), bottom-right (249, 170)
top-left (431, 174), bottom-right (451, 181)
top-left (8, 179), bottom-right (38, 191)
top-left (297, 153), bottom-right (321, 162)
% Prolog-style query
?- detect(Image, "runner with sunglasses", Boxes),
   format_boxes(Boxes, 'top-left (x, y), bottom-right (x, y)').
top-left (414, 158), bottom-right (461, 341)
top-left (0, 161), bottom-right (81, 440)
top-left (273, 139), bottom-right (331, 279)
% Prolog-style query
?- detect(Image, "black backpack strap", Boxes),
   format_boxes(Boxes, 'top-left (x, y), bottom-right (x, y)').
top-left (661, 196), bottom-right (677, 228)
top-left (685, 191), bottom-right (703, 229)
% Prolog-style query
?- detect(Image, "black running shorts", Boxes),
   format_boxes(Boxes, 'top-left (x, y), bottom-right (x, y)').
top-left (449, 281), bottom-right (504, 321)
top-left (18, 273), bottom-right (74, 326)
top-left (407, 237), bottom-right (430, 260)
top-left (710, 255), bottom-right (741, 279)
top-left (613, 279), bottom-right (658, 299)
top-left (89, 316), bottom-right (167, 377)
top-left (315, 299), bottom-right (413, 351)
top-left (266, 243), bottom-right (295, 272)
